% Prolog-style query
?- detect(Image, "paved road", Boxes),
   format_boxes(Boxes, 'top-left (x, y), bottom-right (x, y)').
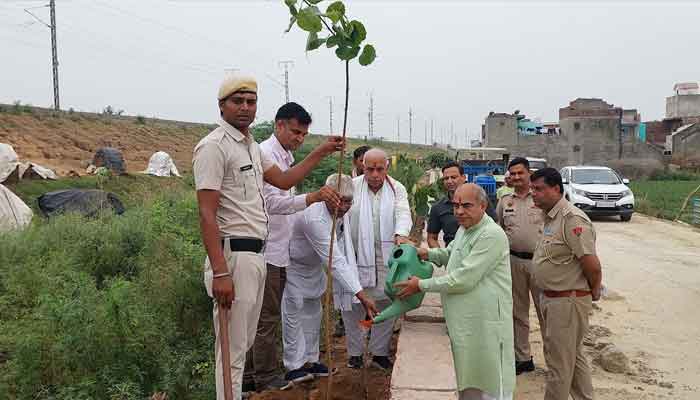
top-left (517, 214), bottom-right (700, 400)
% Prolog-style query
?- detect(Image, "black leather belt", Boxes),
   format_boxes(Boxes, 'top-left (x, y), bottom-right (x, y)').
top-left (510, 250), bottom-right (534, 260)
top-left (221, 238), bottom-right (264, 253)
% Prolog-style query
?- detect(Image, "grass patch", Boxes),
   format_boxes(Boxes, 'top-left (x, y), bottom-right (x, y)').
top-left (630, 180), bottom-right (700, 224)
top-left (0, 178), bottom-right (215, 399)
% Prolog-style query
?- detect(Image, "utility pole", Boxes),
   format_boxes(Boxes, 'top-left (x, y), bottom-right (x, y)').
top-left (368, 93), bottom-right (374, 138)
top-left (431, 119), bottom-right (434, 145)
top-left (50, 0), bottom-right (59, 110)
top-left (328, 97), bottom-right (333, 134)
top-left (396, 116), bottom-right (400, 142)
top-left (279, 60), bottom-right (294, 102)
top-left (26, 2), bottom-right (60, 110)
top-left (408, 107), bottom-right (413, 144)
top-left (450, 122), bottom-right (455, 146)
top-left (424, 120), bottom-right (428, 145)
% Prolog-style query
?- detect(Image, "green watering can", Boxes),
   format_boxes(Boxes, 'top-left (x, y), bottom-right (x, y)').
top-left (372, 244), bottom-right (434, 324)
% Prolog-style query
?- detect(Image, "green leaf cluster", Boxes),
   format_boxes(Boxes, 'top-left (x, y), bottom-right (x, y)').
top-left (284, 0), bottom-right (376, 66)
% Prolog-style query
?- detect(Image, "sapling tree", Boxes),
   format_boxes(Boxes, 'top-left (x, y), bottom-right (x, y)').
top-left (283, 1), bottom-right (375, 398)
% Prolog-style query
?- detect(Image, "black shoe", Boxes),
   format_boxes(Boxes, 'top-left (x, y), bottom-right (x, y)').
top-left (347, 355), bottom-right (364, 369)
top-left (304, 362), bottom-right (333, 377)
top-left (258, 375), bottom-right (292, 391)
top-left (516, 357), bottom-right (535, 375)
top-left (242, 381), bottom-right (256, 398)
top-left (371, 356), bottom-right (393, 371)
top-left (284, 368), bottom-right (314, 384)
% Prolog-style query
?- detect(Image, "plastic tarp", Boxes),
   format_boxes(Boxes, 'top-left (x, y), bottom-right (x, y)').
top-left (0, 184), bottom-right (33, 232)
top-left (0, 143), bottom-right (20, 184)
top-left (93, 147), bottom-right (126, 175)
top-left (38, 189), bottom-right (125, 218)
top-left (145, 151), bottom-right (180, 177)
top-left (19, 162), bottom-right (58, 180)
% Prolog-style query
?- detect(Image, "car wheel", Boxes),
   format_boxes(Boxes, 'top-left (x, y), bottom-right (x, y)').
top-left (620, 214), bottom-right (632, 222)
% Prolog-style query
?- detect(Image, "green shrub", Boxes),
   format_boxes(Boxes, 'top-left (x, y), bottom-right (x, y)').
top-left (0, 189), bottom-right (216, 399)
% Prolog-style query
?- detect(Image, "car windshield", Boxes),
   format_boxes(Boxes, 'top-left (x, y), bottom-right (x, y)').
top-left (572, 169), bottom-right (621, 185)
top-left (529, 161), bottom-right (547, 170)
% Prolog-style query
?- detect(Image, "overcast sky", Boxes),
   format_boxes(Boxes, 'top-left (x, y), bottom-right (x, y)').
top-left (1, 0), bottom-right (699, 146)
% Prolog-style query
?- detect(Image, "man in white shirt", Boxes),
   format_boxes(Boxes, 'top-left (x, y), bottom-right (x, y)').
top-left (346, 148), bottom-right (413, 371)
top-left (282, 173), bottom-right (378, 384)
top-left (245, 102), bottom-right (341, 392)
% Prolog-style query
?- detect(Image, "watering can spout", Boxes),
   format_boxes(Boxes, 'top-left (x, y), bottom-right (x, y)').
top-left (373, 299), bottom-right (413, 324)
top-left (372, 244), bottom-right (433, 324)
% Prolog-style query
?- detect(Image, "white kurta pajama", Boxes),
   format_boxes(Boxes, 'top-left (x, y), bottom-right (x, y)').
top-left (282, 202), bottom-right (363, 371)
top-left (345, 175), bottom-right (412, 357)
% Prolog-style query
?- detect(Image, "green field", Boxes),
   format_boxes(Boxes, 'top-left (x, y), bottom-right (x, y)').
top-left (630, 180), bottom-right (700, 224)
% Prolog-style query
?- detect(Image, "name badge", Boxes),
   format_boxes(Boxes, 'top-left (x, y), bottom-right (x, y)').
top-left (543, 226), bottom-right (553, 236)
top-left (240, 164), bottom-right (253, 171)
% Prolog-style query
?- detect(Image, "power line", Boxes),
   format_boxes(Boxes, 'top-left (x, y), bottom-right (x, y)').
top-left (279, 60), bottom-right (294, 103)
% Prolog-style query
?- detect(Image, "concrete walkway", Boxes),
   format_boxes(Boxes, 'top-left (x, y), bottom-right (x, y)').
top-left (390, 291), bottom-right (459, 399)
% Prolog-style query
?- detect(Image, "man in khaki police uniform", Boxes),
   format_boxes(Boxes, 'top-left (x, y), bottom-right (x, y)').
top-left (530, 168), bottom-right (602, 400)
top-left (193, 73), bottom-right (344, 400)
top-left (496, 157), bottom-right (544, 375)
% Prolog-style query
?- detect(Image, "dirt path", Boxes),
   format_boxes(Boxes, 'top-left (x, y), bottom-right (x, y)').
top-left (516, 214), bottom-right (700, 399)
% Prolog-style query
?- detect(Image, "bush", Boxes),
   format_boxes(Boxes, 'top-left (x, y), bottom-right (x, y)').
top-left (0, 191), bottom-right (216, 399)
top-left (135, 115), bottom-right (146, 125)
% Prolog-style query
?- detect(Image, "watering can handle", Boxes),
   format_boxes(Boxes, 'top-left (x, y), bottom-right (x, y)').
top-left (386, 261), bottom-right (398, 287)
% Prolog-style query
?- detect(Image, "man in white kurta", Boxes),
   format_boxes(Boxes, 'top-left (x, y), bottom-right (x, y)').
top-left (346, 148), bottom-right (413, 370)
top-left (283, 174), bottom-right (378, 382)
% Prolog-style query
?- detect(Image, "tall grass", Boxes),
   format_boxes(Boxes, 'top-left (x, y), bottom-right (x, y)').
top-left (630, 180), bottom-right (700, 223)
top-left (0, 185), bottom-right (216, 399)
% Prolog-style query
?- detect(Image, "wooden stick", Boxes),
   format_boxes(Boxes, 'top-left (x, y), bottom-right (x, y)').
top-left (324, 60), bottom-right (351, 400)
top-left (218, 306), bottom-right (234, 400)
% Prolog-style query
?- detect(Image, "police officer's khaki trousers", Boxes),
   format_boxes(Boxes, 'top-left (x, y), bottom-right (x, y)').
top-left (205, 248), bottom-right (266, 400)
top-left (342, 297), bottom-right (393, 357)
top-left (510, 255), bottom-right (544, 362)
top-left (541, 295), bottom-right (594, 400)
top-left (281, 293), bottom-right (322, 371)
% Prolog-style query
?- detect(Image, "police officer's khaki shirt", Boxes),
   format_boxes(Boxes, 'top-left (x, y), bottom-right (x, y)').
top-left (496, 191), bottom-right (544, 253)
top-left (192, 118), bottom-right (275, 240)
top-left (533, 197), bottom-right (596, 291)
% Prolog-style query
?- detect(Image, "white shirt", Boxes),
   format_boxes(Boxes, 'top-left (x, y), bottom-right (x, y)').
top-left (287, 202), bottom-right (363, 300)
top-left (260, 135), bottom-right (308, 267)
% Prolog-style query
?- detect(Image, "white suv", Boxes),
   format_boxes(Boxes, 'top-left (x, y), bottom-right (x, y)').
top-left (560, 166), bottom-right (634, 222)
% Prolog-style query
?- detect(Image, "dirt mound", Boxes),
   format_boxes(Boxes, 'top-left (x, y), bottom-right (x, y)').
top-left (0, 107), bottom-right (210, 176)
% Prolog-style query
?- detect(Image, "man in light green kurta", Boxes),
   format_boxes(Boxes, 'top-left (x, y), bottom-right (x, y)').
top-left (395, 183), bottom-right (516, 400)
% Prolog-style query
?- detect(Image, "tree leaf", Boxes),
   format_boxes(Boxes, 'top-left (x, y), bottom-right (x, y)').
top-left (307, 0), bottom-right (323, 4)
top-left (297, 7), bottom-right (322, 32)
top-left (326, 1), bottom-right (345, 23)
top-left (288, 4), bottom-right (298, 17)
top-left (306, 31), bottom-right (326, 51)
top-left (335, 45), bottom-right (360, 61)
top-left (326, 34), bottom-right (340, 48)
top-left (358, 44), bottom-right (376, 66)
top-left (285, 16), bottom-right (297, 32)
top-left (349, 20), bottom-right (366, 46)
top-left (284, 0), bottom-right (296, 6)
